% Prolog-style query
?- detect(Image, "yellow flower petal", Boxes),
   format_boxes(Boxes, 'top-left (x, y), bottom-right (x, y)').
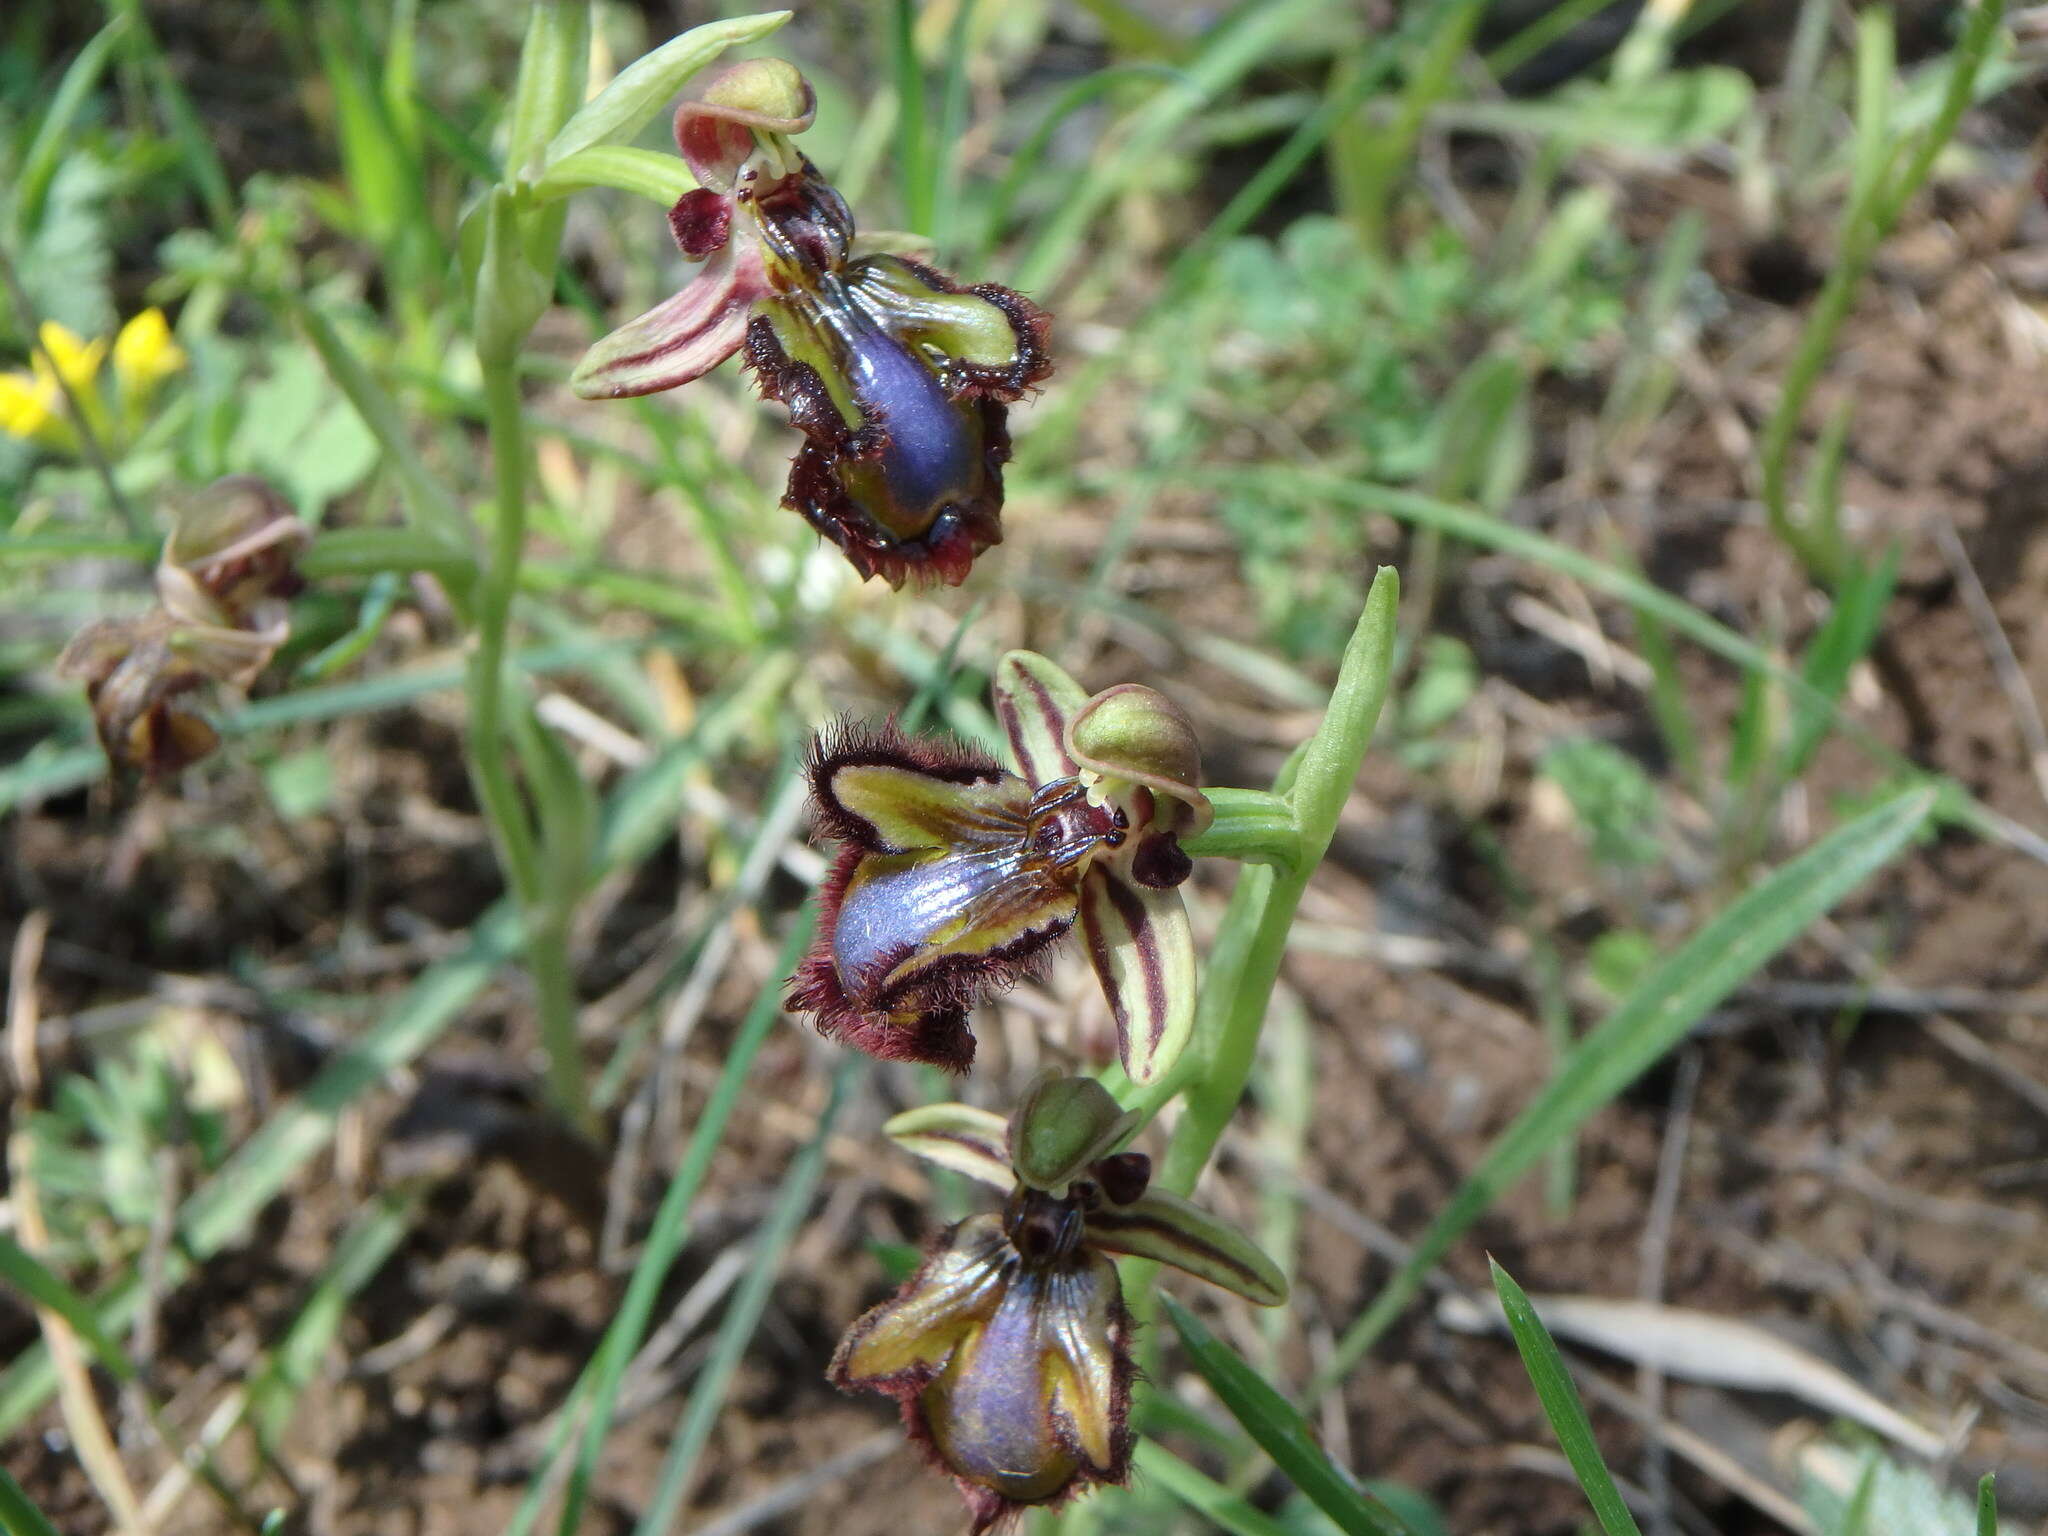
top-left (0, 371), bottom-right (56, 440)
top-left (114, 308), bottom-right (186, 391)
top-left (35, 320), bottom-right (106, 391)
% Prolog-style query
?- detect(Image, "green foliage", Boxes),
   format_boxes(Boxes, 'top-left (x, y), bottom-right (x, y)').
top-left (0, 3), bottom-right (2025, 1532)
top-left (1540, 738), bottom-right (1663, 871)
top-left (22, 1021), bottom-right (235, 1264)
top-left (1491, 1261), bottom-right (1643, 1536)
top-left (1798, 1437), bottom-right (2011, 1536)
top-left (1165, 1295), bottom-right (1415, 1536)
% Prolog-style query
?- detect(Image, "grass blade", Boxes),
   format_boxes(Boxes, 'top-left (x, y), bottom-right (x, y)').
top-left (0, 1467), bottom-right (64, 1536)
top-left (0, 1237), bottom-right (137, 1382)
top-left (1131, 1440), bottom-right (1293, 1536)
top-left (1489, 1261), bottom-right (1643, 1536)
top-left (1163, 1295), bottom-right (1411, 1536)
top-left (539, 911), bottom-right (818, 1536)
top-left (1977, 1473), bottom-right (1998, 1536)
top-left (1317, 784), bottom-right (1940, 1390)
top-left (629, 1055), bottom-right (857, 1536)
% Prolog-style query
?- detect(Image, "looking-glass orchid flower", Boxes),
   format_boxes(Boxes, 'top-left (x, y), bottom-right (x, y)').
top-left (58, 478), bottom-right (306, 778)
top-left (787, 652), bottom-right (1209, 1081)
top-left (572, 59), bottom-right (1053, 588)
top-left (831, 1075), bottom-right (1285, 1531)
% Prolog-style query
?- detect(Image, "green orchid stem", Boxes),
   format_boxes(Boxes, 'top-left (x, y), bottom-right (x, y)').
top-left (1123, 569), bottom-right (1399, 1357)
top-left (1182, 789), bottom-right (1298, 868)
top-left (451, 1), bottom-right (595, 1139)
top-left (469, 359), bottom-right (592, 1135)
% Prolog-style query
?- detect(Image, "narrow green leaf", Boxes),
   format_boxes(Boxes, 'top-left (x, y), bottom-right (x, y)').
top-left (504, 0), bottom-right (590, 179)
top-left (529, 144), bottom-right (697, 207)
top-left (11, 15), bottom-right (128, 234)
top-left (1490, 1262), bottom-right (1643, 1536)
top-left (1289, 566), bottom-right (1400, 860)
top-left (545, 11), bottom-right (794, 166)
top-left (0, 1238), bottom-right (137, 1382)
top-left (1841, 1451), bottom-right (1881, 1536)
top-left (1133, 1439), bottom-right (1295, 1536)
top-left (1977, 1473), bottom-right (1998, 1536)
top-left (629, 1056), bottom-right (856, 1536)
top-left (0, 1467), bottom-right (64, 1536)
top-left (1164, 1296), bottom-right (1410, 1536)
top-left (1780, 546), bottom-right (1898, 784)
top-left (1318, 785), bottom-right (1940, 1389)
top-left (249, 1193), bottom-right (418, 1445)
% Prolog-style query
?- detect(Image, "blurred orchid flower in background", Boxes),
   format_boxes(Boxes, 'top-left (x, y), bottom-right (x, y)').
top-left (572, 59), bottom-right (1052, 587)
top-left (59, 477), bottom-right (306, 779)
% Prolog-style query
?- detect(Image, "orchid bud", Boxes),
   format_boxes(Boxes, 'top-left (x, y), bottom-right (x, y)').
top-left (1007, 1073), bottom-right (1137, 1194)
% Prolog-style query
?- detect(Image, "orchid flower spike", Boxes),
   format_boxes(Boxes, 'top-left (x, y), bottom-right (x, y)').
top-left (786, 652), bottom-right (1209, 1081)
top-left (831, 1075), bottom-right (1285, 1531)
top-left (572, 59), bottom-right (1053, 588)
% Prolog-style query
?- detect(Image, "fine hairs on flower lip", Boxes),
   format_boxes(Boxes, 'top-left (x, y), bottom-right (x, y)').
top-left (784, 654), bottom-right (1207, 1084)
top-left (832, 1075), bottom-right (1287, 1528)
top-left (571, 55), bottom-right (1053, 588)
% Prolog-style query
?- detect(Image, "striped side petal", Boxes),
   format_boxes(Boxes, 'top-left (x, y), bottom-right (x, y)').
top-left (831, 1216), bottom-right (1013, 1387)
top-left (1084, 1190), bottom-right (1288, 1307)
top-left (570, 234), bottom-right (766, 399)
top-left (992, 650), bottom-right (1086, 785)
top-left (1076, 870), bottom-right (1195, 1086)
top-left (1037, 1251), bottom-right (1131, 1472)
top-left (825, 761), bottom-right (1027, 854)
top-left (884, 1103), bottom-right (1013, 1188)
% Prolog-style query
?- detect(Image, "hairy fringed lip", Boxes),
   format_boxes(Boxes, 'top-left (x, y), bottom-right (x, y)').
top-left (570, 59), bottom-right (1053, 588)
top-left (831, 1076), bottom-right (1287, 1529)
top-left (783, 652), bottom-right (1211, 1083)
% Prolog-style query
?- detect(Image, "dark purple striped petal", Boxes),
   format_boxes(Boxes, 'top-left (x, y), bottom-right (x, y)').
top-left (1083, 1189), bottom-right (1288, 1306)
top-left (1077, 869), bottom-right (1194, 1086)
top-left (884, 1103), bottom-right (1013, 1188)
top-left (991, 650), bottom-right (1086, 786)
top-left (570, 234), bottom-right (766, 399)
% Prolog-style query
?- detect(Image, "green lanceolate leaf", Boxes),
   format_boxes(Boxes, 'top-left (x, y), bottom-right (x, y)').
top-left (544, 11), bottom-right (795, 166)
top-left (1136, 1439), bottom-right (1295, 1536)
top-left (1319, 784), bottom-right (1941, 1389)
top-left (529, 145), bottom-right (698, 208)
top-left (1490, 1262), bottom-right (1644, 1536)
top-left (0, 1468), bottom-right (64, 1536)
top-left (1088, 1188), bottom-right (1286, 1306)
top-left (1164, 1295), bottom-right (1412, 1536)
top-left (883, 1102), bottom-right (1012, 1188)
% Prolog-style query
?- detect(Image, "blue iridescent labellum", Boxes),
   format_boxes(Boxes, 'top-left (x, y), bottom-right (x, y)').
top-left (786, 725), bottom-right (1127, 1072)
top-left (787, 654), bottom-right (1211, 1081)
top-left (572, 60), bottom-right (1052, 588)
top-left (832, 1084), bottom-right (1287, 1529)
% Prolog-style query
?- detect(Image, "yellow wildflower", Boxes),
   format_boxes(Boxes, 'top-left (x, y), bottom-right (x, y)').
top-left (1, 310), bottom-right (183, 451)
top-left (35, 320), bottom-right (107, 392)
top-left (0, 371), bottom-right (56, 437)
top-left (113, 308), bottom-right (186, 394)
